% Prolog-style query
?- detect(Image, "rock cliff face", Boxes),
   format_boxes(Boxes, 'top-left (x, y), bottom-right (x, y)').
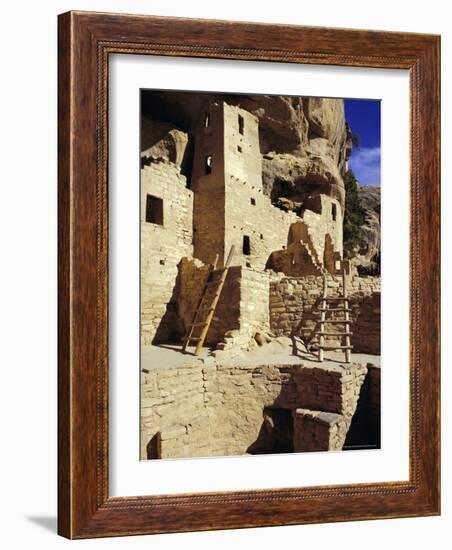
top-left (353, 186), bottom-right (381, 275)
top-left (141, 92), bottom-right (350, 210)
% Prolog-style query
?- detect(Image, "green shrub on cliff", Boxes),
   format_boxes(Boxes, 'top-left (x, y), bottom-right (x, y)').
top-left (343, 169), bottom-right (365, 257)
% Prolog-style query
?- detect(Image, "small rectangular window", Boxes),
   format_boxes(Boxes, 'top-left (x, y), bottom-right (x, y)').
top-left (332, 203), bottom-right (337, 221)
top-left (238, 114), bottom-right (244, 135)
top-left (146, 195), bottom-right (164, 225)
top-left (204, 154), bottom-right (212, 175)
top-left (250, 198), bottom-right (256, 206)
top-left (237, 145), bottom-right (242, 153)
top-left (243, 235), bottom-right (251, 255)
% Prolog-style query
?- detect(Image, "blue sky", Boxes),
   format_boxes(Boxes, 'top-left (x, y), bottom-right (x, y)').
top-left (344, 99), bottom-right (381, 186)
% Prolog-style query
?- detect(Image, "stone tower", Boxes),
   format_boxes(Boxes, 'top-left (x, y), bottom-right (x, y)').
top-left (192, 101), bottom-right (266, 267)
top-left (191, 100), bottom-right (343, 272)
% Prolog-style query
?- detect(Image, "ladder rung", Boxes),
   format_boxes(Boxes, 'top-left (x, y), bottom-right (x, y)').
top-left (318, 345), bottom-right (353, 350)
top-left (206, 279), bottom-right (222, 286)
top-left (183, 335), bottom-right (202, 342)
top-left (316, 331), bottom-right (353, 336)
top-left (317, 307), bottom-right (351, 312)
top-left (323, 296), bottom-right (349, 301)
top-left (318, 319), bottom-right (351, 324)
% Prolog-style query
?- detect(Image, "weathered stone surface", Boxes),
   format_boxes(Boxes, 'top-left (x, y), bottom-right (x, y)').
top-left (356, 186), bottom-right (381, 274)
top-left (141, 129), bottom-right (189, 168)
top-left (262, 154), bottom-right (345, 208)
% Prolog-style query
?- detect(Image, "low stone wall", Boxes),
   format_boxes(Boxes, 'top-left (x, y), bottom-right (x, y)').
top-left (270, 275), bottom-right (381, 354)
top-left (293, 409), bottom-right (344, 452)
top-left (141, 360), bottom-right (372, 459)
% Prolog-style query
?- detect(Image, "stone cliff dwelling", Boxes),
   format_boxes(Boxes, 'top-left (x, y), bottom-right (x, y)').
top-left (140, 93), bottom-right (381, 460)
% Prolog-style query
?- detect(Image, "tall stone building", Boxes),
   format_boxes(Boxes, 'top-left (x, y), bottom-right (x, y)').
top-left (141, 99), bottom-right (347, 346)
top-left (192, 101), bottom-right (343, 271)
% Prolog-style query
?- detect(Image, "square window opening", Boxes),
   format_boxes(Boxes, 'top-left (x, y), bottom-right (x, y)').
top-left (146, 194), bottom-right (164, 225)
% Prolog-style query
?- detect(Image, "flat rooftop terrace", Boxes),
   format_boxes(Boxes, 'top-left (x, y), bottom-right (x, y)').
top-left (142, 337), bottom-right (380, 371)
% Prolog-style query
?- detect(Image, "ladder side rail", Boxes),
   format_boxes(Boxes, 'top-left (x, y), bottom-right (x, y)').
top-left (342, 266), bottom-right (352, 363)
top-left (318, 273), bottom-right (328, 362)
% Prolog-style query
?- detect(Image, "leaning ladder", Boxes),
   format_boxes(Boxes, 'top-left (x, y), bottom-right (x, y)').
top-left (315, 267), bottom-right (353, 363)
top-left (182, 245), bottom-right (235, 355)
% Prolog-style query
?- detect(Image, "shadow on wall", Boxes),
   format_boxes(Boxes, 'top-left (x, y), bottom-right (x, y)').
top-left (152, 261), bottom-right (185, 344)
top-left (344, 368), bottom-right (381, 450)
top-left (147, 432), bottom-right (162, 459)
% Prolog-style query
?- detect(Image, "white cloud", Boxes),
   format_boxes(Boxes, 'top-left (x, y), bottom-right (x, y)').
top-left (349, 146), bottom-right (381, 186)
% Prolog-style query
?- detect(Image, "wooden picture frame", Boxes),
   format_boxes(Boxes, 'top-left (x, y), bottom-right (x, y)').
top-left (58, 11), bottom-right (440, 538)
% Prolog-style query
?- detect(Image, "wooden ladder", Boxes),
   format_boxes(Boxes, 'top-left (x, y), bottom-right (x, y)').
top-left (315, 267), bottom-right (353, 363)
top-left (182, 245), bottom-right (235, 356)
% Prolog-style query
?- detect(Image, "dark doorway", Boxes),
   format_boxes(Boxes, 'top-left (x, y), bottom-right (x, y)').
top-left (243, 235), bottom-right (251, 255)
top-left (247, 408), bottom-right (294, 454)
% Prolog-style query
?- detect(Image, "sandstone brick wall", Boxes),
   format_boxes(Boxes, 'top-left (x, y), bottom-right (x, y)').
top-left (223, 103), bottom-right (262, 189)
top-left (239, 268), bottom-right (271, 339)
top-left (141, 161), bottom-right (194, 344)
top-left (141, 361), bottom-right (369, 459)
top-left (293, 409), bottom-right (344, 452)
top-left (270, 275), bottom-right (381, 354)
top-left (191, 101), bottom-right (226, 266)
top-left (224, 175), bottom-right (300, 270)
top-left (298, 194), bottom-right (343, 266)
top-left (352, 291), bottom-right (381, 354)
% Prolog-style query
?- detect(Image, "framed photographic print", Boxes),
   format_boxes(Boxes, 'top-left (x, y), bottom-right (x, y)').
top-left (58, 11), bottom-right (440, 538)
